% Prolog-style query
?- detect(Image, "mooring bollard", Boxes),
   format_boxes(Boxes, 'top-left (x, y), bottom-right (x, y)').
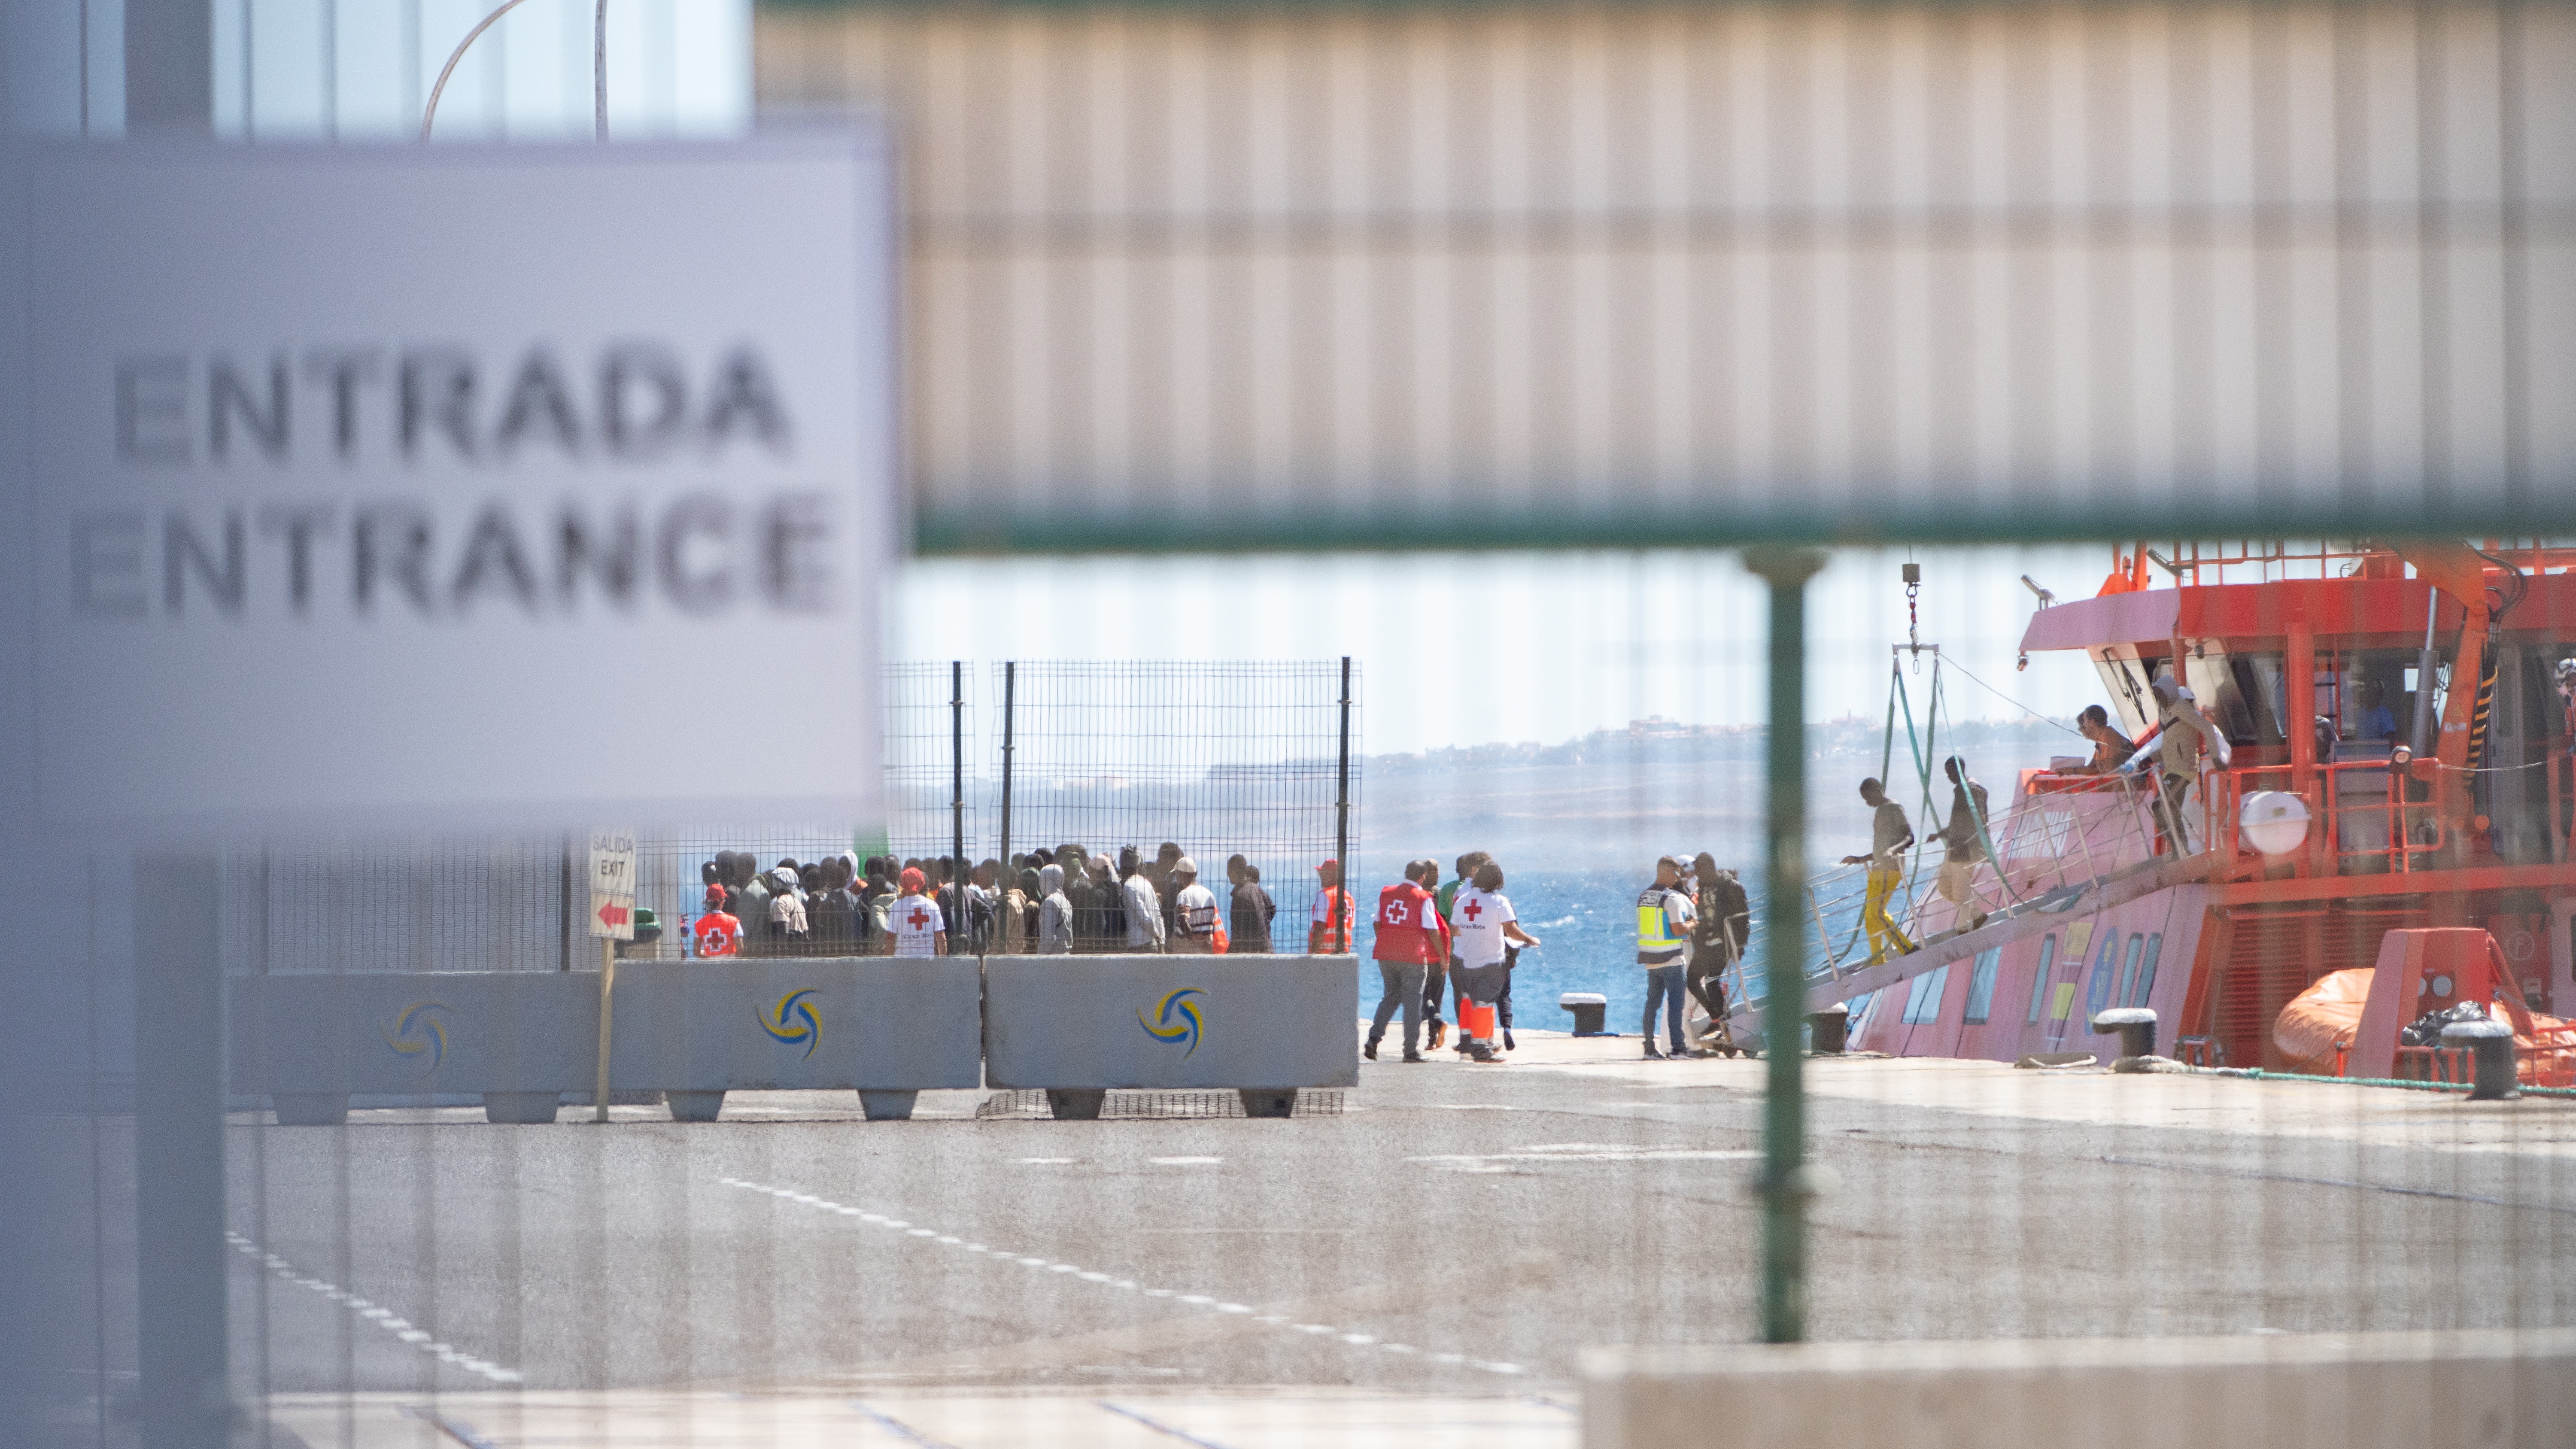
top-left (1806, 1005), bottom-right (1849, 1055)
top-left (1560, 992), bottom-right (1610, 1036)
top-left (2091, 1007), bottom-right (2158, 1061)
top-left (2440, 1018), bottom-right (2518, 1101)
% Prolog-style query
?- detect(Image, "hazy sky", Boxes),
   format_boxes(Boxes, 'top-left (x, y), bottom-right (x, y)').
top-left (893, 544), bottom-right (2123, 757)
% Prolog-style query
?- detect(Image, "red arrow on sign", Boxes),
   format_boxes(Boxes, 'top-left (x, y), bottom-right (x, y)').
top-left (597, 901), bottom-right (630, 929)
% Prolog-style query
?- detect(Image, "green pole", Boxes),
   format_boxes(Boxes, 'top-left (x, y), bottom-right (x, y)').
top-left (1746, 547), bottom-right (1823, 1344)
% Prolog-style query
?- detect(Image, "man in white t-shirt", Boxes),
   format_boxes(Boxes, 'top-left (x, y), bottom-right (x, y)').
top-left (1449, 859), bottom-right (1539, 1061)
top-left (1169, 857), bottom-right (1224, 954)
top-left (884, 867), bottom-right (948, 958)
top-left (1120, 846), bottom-right (1167, 952)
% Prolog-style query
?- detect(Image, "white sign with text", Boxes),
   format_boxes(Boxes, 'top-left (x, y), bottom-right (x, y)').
top-left (21, 134), bottom-right (894, 835)
top-left (589, 826), bottom-right (638, 940)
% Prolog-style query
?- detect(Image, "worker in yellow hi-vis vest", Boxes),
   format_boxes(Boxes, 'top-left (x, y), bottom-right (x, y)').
top-left (1636, 855), bottom-right (1698, 1059)
top-left (1841, 778), bottom-right (1919, 965)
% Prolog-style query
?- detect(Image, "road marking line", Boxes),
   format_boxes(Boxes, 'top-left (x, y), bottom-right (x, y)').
top-left (848, 1400), bottom-right (965, 1448)
top-left (719, 1175), bottom-right (1526, 1376)
top-left (398, 1405), bottom-right (506, 1449)
top-left (1097, 1399), bottom-right (1236, 1449)
top-left (224, 1231), bottom-right (521, 1384)
top-left (1409, 1149), bottom-right (1759, 1167)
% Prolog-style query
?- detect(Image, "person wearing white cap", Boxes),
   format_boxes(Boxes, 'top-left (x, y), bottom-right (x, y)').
top-left (2136, 674), bottom-right (2232, 854)
top-left (1169, 857), bottom-right (1225, 954)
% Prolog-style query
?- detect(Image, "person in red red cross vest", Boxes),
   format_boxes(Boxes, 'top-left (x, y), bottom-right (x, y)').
top-left (884, 866), bottom-right (948, 958)
top-left (692, 882), bottom-right (742, 959)
top-left (1364, 860), bottom-right (1442, 1062)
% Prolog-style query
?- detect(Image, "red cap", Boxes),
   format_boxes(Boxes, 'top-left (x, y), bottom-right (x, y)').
top-left (703, 883), bottom-right (727, 906)
top-left (1318, 859), bottom-right (1338, 871)
top-left (899, 866), bottom-right (926, 893)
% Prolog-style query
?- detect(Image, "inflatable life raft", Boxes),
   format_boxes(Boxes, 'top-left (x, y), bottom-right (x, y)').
top-left (2274, 966), bottom-right (2574, 1084)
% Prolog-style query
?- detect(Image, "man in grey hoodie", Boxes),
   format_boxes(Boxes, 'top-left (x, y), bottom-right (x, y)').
top-left (1037, 865), bottom-right (1073, 954)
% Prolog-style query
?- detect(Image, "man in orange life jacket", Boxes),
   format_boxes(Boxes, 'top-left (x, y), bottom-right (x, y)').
top-left (693, 882), bottom-right (742, 959)
top-left (1308, 859), bottom-right (1356, 953)
top-left (1364, 860), bottom-right (1441, 1062)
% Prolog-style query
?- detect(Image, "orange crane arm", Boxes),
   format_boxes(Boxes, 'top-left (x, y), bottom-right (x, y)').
top-left (2384, 540), bottom-right (2491, 773)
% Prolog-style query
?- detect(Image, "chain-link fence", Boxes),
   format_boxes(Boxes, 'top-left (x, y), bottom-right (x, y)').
top-left (204, 661), bottom-right (1358, 970)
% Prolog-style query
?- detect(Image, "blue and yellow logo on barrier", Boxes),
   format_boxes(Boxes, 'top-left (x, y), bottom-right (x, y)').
top-left (1136, 987), bottom-right (1207, 1058)
top-left (379, 1001), bottom-right (452, 1078)
top-left (759, 988), bottom-right (823, 1060)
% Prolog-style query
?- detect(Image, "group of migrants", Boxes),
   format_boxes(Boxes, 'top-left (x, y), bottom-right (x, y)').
top-left (687, 844), bottom-right (1353, 959)
top-left (1841, 685), bottom-right (2237, 972)
top-left (1361, 850), bottom-right (1752, 1064)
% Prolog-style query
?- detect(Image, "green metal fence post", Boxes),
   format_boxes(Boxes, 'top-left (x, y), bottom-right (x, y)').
top-left (1745, 547), bottom-right (1824, 1344)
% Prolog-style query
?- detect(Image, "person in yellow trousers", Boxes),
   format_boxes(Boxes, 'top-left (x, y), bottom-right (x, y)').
top-left (1841, 778), bottom-right (1918, 964)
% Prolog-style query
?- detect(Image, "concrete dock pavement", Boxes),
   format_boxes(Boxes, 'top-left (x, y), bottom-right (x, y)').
top-left (222, 1030), bottom-right (2576, 1446)
top-left (1492, 1029), bottom-right (2576, 1158)
top-left (262, 1388), bottom-right (1580, 1449)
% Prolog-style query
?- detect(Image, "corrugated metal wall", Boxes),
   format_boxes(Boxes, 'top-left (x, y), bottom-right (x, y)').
top-left (761, 2), bottom-right (2576, 548)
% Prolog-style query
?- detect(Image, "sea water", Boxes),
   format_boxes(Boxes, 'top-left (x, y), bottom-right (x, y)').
top-left (1337, 860), bottom-right (1891, 1040)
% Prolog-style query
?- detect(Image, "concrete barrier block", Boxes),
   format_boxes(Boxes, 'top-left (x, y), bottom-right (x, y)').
top-left (1582, 1330), bottom-right (2576, 1449)
top-left (228, 957), bottom-right (982, 1109)
top-left (607, 958), bottom-right (982, 1092)
top-left (228, 972), bottom-right (595, 1097)
top-left (857, 1090), bottom-right (919, 1121)
top-left (481, 1092), bottom-right (562, 1126)
top-left (665, 1091), bottom-right (727, 1122)
top-left (984, 954), bottom-right (1358, 1091)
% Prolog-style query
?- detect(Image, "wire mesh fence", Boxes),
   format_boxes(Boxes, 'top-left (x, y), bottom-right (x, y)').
top-left (30, 547), bottom-right (2576, 1449)
top-left (997, 661), bottom-right (1358, 956)
top-left (201, 662), bottom-right (1358, 970)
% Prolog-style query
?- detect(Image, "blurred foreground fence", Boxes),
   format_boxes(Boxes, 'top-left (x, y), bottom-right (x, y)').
top-left (763, 0), bottom-right (2576, 550)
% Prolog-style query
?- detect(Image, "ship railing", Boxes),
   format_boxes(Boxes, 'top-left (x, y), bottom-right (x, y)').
top-left (1956, 773), bottom-right (2165, 921)
top-left (1730, 772), bottom-right (2163, 1013)
top-left (2196, 761), bottom-right (2444, 878)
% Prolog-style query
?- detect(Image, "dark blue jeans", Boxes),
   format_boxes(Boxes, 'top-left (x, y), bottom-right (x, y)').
top-left (1643, 963), bottom-right (1688, 1050)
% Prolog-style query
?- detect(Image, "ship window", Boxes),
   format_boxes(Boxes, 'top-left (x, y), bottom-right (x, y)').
top-left (2116, 933), bottom-right (2145, 1007)
top-left (2095, 654), bottom-right (2159, 738)
top-left (2236, 655), bottom-right (2286, 745)
top-left (2333, 649), bottom-right (2425, 743)
top-left (1902, 964), bottom-right (1951, 1025)
top-left (2026, 934), bottom-right (2057, 1024)
top-left (2184, 650), bottom-right (2281, 746)
top-left (1963, 948), bottom-right (2002, 1024)
top-left (2084, 932), bottom-right (2121, 1026)
top-left (2130, 933), bottom-right (2163, 1007)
